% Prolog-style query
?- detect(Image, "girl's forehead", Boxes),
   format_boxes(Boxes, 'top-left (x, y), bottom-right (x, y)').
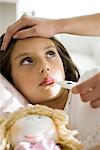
top-left (16, 37), bottom-right (55, 47)
top-left (11, 37), bottom-right (57, 58)
top-left (13, 37), bottom-right (56, 52)
top-left (13, 37), bottom-right (55, 53)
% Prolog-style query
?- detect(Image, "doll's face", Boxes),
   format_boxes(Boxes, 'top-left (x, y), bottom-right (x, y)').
top-left (11, 37), bottom-right (65, 105)
top-left (10, 115), bottom-right (58, 147)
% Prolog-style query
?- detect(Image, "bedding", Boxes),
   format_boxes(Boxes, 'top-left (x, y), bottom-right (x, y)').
top-left (69, 51), bottom-right (99, 74)
top-left (0, 73), bottom-right (28, 113)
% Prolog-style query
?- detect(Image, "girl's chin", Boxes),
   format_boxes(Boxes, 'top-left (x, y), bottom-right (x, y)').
top-left (26, 89), bottom-right (63, 104)
top-left (29, 96), bottom-right (59, 105)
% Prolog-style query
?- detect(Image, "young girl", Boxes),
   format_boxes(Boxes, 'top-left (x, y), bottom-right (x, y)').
top-left (0, 34), bottom-right (100, 149)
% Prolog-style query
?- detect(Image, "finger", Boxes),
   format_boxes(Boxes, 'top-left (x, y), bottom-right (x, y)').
top-left (13, 26), bottom-right (39, 39)
top-left (1, 33), bottom-right (12, 51)
top-left (72, 76), bottom-right (96, 94)
top-left (80, 86), bottom-right (99, 102)
top-left (90, 98), bottom-right (100, 108)
top-left (1, 17), bottom-right (31, 50)
top-left (1, 28), bottom-right (19, 51)
top-left (1, 19), bottom-right (23, 50)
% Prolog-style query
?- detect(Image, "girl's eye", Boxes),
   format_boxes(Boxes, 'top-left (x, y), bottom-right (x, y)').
top-left (46, 50), bottom-right (56, 58)
top-left (20, 57), bottom-right (33, 65)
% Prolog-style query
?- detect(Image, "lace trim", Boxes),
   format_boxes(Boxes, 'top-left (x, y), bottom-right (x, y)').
top-left (83, 122), bottom-right (100, 149)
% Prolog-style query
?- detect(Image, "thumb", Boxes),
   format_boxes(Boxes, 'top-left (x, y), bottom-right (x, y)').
top-left (72, 85), bottom-right (79, 94)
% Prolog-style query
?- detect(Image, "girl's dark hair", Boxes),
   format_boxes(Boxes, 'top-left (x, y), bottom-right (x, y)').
top-left (50, 37), bottom-right (80, 82)
top-left (0, 34), bottom-right (17, 83)
top-left (0, 34), bottom-right (80, 85)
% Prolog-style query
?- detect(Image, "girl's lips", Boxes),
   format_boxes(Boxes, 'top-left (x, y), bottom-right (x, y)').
top-left (39, 77), bottom-right (56, 86)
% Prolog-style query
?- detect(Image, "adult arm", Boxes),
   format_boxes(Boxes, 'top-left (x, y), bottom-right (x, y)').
top-left (1, 13), bottom-right (100, 51)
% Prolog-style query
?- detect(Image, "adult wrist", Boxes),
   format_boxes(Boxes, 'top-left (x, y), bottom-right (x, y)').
top-left (54, 19), bottom-right (71, 34)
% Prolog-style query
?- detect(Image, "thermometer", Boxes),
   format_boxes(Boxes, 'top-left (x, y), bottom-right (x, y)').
top-left (57, 81), bottom-right (77, 90)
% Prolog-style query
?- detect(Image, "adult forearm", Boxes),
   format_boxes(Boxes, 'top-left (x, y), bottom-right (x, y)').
top-left (55, 13), bottom-right (100, 36)
top-left (1, 13), bottom-right (100, 51)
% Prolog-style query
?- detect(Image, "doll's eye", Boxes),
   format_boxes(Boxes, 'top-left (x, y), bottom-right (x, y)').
top-left (20, 57), bottom-right (33, 65)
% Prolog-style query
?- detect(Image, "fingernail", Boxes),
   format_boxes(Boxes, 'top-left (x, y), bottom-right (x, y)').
top-left (72, 86), bottom-right (79, 93)
top-left (0, 46), bottom-right (6, 51)
top-left (0, 48), bottom-right (5, 51)
top-left (1, 45), bottom-right (5, 51)
top-left (0, 46), bottom-right (4, 51)
top-left (13, 34), bottom-right (18, 39)
top-left (90, 103), bottom-right (96, 108)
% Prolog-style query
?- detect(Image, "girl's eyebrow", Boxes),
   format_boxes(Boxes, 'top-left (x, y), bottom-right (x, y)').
top-left (15, 52), bottom-right (30, 60)
top-left (44, 45), bottom-right (55, 50)
top-left (15, 45), bottom-right (56, 60)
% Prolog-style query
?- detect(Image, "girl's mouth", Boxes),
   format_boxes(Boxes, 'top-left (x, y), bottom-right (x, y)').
top-left (39, 77), bottom-right (56, 86)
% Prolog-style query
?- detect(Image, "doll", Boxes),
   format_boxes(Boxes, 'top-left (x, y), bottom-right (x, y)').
top-left (0, 104), bottom-right (83, 150)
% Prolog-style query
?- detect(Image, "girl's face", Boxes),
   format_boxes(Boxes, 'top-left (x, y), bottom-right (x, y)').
top-left (11, 37), bottom-right (65, 104)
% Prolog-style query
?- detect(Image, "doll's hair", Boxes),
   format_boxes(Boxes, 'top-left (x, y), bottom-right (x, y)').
top-left (0, 105), bottom-right (83, 150)
top-left (0, 34), bottom-right (80, 85)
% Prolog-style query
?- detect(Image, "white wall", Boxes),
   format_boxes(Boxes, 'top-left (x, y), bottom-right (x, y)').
top-left (56, 34), bottom-right (100, 74)
top-left (0, 2), bottom-right (16, 34)
top-left (0, 4), bottom-right (3, 34)
top-left (0, 0), bottom-right (100, 34)
top-left (17, 0), bottom-right (100, 19)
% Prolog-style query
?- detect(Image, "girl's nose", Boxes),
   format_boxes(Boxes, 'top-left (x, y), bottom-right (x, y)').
top-left (41, 67), bottom-right (50, 74)
top-left (39, 64), bottom-right (50, 74)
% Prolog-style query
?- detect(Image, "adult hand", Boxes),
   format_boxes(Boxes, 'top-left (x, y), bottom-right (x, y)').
top-left (1, 15), bottom-right (57, 51)
top-left (72, 72), bottom-right (100, 108)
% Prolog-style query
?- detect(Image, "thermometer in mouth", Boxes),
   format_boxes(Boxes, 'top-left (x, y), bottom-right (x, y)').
top-left (57, 81), bottom-right (77, 90)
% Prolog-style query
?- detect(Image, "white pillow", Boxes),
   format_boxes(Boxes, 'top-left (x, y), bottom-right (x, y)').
top-left (0, 74), bottom-right (28, 113)
top-left (91, 42), bottom-right (100, 65)
top-left (55, 34), bottom-right (93, 55)
top-left (69, 51), bottom-right (99, 74)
